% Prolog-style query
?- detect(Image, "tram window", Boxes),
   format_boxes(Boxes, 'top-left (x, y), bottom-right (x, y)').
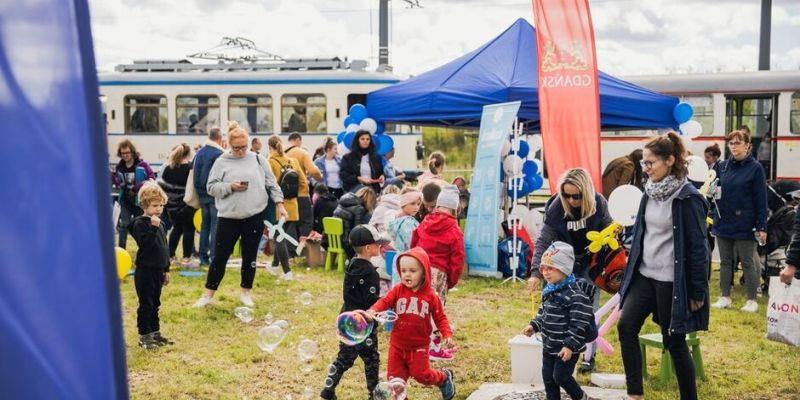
top-left (176, 95), bottom-right (220, 135)
top-left (124, 95), bottom-right (167, 134)
top-left (229, 95), bottom-right (273, 133)
top-left (281, 94), bottom-right (327, 133)
top-left (680, 96), bottom-right (713, 135)
top-left (739, 98), bottom-right (772, 138)
top-left (791, 92), bottom-right (800, 134)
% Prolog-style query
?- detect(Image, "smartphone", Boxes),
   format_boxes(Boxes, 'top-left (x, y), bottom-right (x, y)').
top-left (240, 181), bottom-right (249, 186)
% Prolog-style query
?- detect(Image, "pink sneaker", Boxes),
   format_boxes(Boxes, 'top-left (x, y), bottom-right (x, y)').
top-left (429, 348), bottom-right (454, 361)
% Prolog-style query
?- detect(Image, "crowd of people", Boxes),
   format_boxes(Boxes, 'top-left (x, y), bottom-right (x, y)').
top-left (113, 126), bottom-right (800, 400)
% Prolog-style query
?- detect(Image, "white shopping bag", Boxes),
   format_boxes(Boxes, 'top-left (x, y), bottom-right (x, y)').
top-left (112, 201), bottom-right (121, 232)
top-left (766, 277), bottom-right (800, 347)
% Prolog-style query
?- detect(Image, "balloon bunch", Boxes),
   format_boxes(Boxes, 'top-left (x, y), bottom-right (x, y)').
top-left (502, 136), bottom-right (544, 198)
top-left (336, 104), bottom-right (393, 156)
top-left (587, 293), bottom-right (622, 357)
top-left (673, 102), bottom-right (703, 138)
top-left (586, 184), bottom-right (642, 253)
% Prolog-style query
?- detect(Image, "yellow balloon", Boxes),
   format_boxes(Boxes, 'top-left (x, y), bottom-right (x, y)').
top-left (115, 247), bottom-right (132, 280)
top-left (193, 209), bottom-right (202, 232)
top-left (586, 231), bottom-right (602, 242)
top-left (588, 241), bottom-right (603, 253)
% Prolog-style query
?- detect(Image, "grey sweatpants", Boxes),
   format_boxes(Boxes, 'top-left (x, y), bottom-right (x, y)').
top-left (717, 237), bottom-right (759, 300)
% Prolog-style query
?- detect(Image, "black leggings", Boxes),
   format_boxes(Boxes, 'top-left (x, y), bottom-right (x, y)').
top-left (205, 214), bottom-right (263, 290)
top-left (168, 207), bottom-right (195, 259)
top-left (618, 273), bottom-right (697, 400)
top-left (271, 221), bottom-right (296, 274)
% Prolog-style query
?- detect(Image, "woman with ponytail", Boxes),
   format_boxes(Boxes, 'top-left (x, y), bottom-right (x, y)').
top-left (418, 151), bottom-right (448, 188)
top-left (157, 143), bottom-right (195, 265)
top-left (267, 135), bottom-right (307, 279)
top-left (617, 132), bottom-right (709, 400)
top-left (340, 130), bottom-right (384, 194)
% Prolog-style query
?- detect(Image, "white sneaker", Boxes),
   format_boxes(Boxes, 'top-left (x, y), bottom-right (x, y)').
top-left (266, 264), bottom-right (279, 276)
top-left (740, 300), bottom-right (758, 313)
top-left (240, 292), bottom-right (255, 307)
top-left (192, 294), bottom-right (215, 308)
top-left (280, 271), bottom-right (293, 281)
top-left (711, 297), bottom-right (732, 309)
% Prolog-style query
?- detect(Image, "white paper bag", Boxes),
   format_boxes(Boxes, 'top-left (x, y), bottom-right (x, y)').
top-left (112, 201), bottom-right (121, 231)
top-left (766, 277), bottom-right (800, 347)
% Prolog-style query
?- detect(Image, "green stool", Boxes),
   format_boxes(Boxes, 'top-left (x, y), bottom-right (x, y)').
top-left (639, 331), bottom-right (705, 385)
top-left (322, 217), bottom-right (346, 272)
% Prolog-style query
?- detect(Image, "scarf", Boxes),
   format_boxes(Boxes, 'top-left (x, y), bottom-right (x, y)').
top-left (542, 274), bottom-right (576, 297)
top-left (645, 174), bottom-right (683, 202)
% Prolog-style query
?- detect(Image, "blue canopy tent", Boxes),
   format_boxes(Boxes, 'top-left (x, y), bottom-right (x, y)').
top-left (0, 1), bottom-right (128, 398)
top-left (367, 18), bottom-right (679, 130)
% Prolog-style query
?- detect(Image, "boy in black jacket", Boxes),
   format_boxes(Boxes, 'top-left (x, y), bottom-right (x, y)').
top-left (321, 225), bottom-right (388, 400)
top-left (128, 182), bottom-right (173, 349)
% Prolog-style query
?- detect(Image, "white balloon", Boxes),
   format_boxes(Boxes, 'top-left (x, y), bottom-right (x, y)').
top-left (345, 123), bottom-right (360, 133)
top-left (359, 118), bottom-right (377, 134)
top-left (510, 204), bottom-right (529, 221)
top-left (500, 141), bottom-right (511, 157)
top-left (680, 120), bottom-right (703, 138)
top-left (530, 134), bottom-right (543, 152)
top-left (503, 156), bottom-right (523, 176)
top-left (337, 142), bottom-right (350, 156)
top-left (687, 155), bottom-right (709, 182)
top-left (608, 184), bottom-right (643, 227)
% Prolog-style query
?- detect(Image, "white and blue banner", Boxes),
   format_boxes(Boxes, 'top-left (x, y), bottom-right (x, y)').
top-left (465, 101), bottom-right (521, 277)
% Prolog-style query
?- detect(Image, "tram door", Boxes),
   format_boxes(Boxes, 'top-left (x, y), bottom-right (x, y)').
top-left (725, 95), bottom-right (777, 180)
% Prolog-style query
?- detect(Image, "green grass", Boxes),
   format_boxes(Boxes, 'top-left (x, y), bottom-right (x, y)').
top-left (121, 255), bottom-right (800, 400)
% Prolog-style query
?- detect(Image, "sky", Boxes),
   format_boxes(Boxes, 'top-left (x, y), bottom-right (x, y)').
top-left (88, 0), bottom-right (800, 78)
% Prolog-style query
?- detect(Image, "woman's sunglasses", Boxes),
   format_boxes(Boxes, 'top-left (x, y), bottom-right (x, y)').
top-left (561, 193), bottom-right (583, 201)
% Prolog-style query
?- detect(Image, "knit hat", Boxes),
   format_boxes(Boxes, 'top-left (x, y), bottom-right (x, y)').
top-left (540, 241), bottom-right (575, 276)
top-left (436, 184), bottom-right (460, 210)
top-left (399, 191), bottom-right (422, 207)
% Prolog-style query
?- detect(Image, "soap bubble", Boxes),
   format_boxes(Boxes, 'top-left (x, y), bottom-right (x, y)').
top-left (257, 325), bottom-right (286, 353)
top-left (273, 319), bottom-right (290, 329)
top-left (298, 291), bottom-right (312, 306)
top-left (389, 378), bottom-right (407, 400)
top-left (234, 306), bottom-right (255, 323)
top-left (300, 387), bottom-right (314, 400)
top-left (324, 377), bottom-right (334, 388)
top-left (327, 364), bottom-right (337, 376)
top-left (265, 312), bottom-right (273, 325)
top-left (337, 311), bottom-right (374, 345)
top-left (297, 339), bottom-right (319, 362)
top-left (373, 382), bottom-right (391, 400)
top-left (365, 338), bottom-right (373, 347)
top-left (300, 363), bottom-right (313, 374)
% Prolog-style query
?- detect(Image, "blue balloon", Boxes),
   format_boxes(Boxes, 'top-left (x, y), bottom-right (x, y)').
top-left (374, 122), bottom-right (385, 135)
top-left (516, 140), bottom-right (530, 158)
top-left (344, 131), bottom-right (356, 150)
top-left (376, 134), bottom-right (394, 156)
top-left (522, 160), bottom-right (538, 177)
top-left (349, 104), bottom-right (368, 124)
top-left (343, 116), bottom-right (353, 128)
top-left (673, 102), bottom-right (694, 124)
top-left (336, 131), bottom-right (346, 144)
top-left (506, 177), bottom-right (527, 198)
top-left (530, 175), bottom-right (544, 191)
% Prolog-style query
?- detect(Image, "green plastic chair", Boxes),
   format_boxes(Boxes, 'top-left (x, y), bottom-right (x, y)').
top-left (323, 217), bottom-right (346, 272)
top-left (639, 331), bottom-right (705, 385)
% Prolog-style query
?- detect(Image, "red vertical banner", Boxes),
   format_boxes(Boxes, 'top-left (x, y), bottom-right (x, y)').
top-left (532, 0), bottom-right (602, 193)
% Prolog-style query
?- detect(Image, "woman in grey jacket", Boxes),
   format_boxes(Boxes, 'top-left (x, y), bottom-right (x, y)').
top-left (193, 122), bottom-right (287, 308)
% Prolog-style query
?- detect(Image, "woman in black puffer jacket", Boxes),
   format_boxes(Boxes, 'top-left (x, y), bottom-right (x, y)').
top-left (157, 143), bottom-right (196, 263)
top-left (333, 187), bottom-right (376, 257)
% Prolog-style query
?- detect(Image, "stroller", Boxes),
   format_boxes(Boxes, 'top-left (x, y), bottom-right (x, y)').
top-left (757, 204), bottom-right (797, 294)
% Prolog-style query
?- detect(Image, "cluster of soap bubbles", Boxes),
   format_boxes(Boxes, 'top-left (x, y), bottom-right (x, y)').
top-left (336, 311), bottom-right (374, 345)
top-left (373, 378), bottom-right (407, 400)
top-left (297, 338), bottom-right (319, 373)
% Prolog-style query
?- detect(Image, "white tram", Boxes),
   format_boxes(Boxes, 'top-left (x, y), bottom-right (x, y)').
top-left (99, 57), bottom-right (419, 171)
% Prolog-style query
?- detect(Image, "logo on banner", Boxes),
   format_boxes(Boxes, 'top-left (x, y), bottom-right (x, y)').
top-left (541, 40), bottom-right (592, 88)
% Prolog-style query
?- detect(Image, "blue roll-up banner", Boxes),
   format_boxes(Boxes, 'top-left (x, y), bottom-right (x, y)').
top-left (0, 1), bottom-right (129, 399)
top-left (465, 101), bottom-right (521, 277)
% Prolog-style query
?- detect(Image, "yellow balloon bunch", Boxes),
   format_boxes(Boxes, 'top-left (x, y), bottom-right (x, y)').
top-left (586, 222), bottom-right (621, 253)
top-left (115, 247), bottom-right (133, 280)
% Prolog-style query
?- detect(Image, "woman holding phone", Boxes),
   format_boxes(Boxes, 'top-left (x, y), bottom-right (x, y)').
top-left (193, 122), bottom-right (287, 308)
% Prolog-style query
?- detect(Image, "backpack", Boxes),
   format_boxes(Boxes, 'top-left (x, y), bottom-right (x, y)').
top-left (277, 159), bottom-right (299, 199)
top-left (588, 245), bottom-right (628, 294)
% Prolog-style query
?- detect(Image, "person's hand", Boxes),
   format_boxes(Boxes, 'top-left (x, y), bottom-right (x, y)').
top-left (758, 231), bottom-right (767, 244)
top-left (162, 272), bottom-right (170, 286)
top-left (690, 299), bottom-right (704, 312)
top-left (558, 347), bottom-right (573, 361)
top-left (231, 181), bottom-right (248, 192)
top-left (150, 215), bottom-right (161, 227)
top-left (780, 264), bottom-right (797, 285)
top-left (521, 325), bottom-right (534, 337)
top-left (378, 175), bottom-right (385, 184)
top-left (361, 309), bottom-right (376, 322)
top-left (442, 336), bottom-right (454, 349)
top-left (397, 173), bottom-right (406, 180)
top-left (528, 276), bottom-right (542, 293)
top-left (277, 203), bottom-right (289, 220)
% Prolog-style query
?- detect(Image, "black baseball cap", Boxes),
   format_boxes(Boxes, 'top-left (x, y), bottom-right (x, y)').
top-left (349, 225), bottom-right (390, 247)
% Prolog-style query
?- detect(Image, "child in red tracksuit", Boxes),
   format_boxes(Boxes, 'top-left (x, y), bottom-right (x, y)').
top-left (367, 247), bottom-right (457, 400)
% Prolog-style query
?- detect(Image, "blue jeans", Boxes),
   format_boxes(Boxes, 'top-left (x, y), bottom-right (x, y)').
top-left (199, 196), bottom-right (218, 264)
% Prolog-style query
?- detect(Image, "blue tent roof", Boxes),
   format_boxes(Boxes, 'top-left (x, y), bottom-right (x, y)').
top-left (367, 18), bottom-right (679, 130)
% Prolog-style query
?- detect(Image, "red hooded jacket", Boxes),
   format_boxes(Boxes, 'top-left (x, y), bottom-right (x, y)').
top-left (370, 247), bottom-right (453, 351)
top-left (410, 210), bottom-right (465, 288)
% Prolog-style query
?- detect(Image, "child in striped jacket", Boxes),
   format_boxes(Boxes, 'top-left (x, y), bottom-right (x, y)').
top-left (522, 241), bottom-right (594, 400)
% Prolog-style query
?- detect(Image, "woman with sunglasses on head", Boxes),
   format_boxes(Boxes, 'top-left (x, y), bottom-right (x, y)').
top-left (617, 132), bottom-right (709, 400)
top-left (528, 168), bottom-right (612, 373)
top-left (193, 122), bottom-right (288, 308)
top-left (710, 129), bottom-right (768, 313)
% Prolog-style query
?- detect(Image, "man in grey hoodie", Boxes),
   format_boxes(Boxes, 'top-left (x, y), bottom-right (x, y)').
top-left (193, 123), bottom-right (287, 308)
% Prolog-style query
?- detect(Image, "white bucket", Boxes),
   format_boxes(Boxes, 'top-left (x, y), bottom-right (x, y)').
top-left (508, 334), bottom-right (544, 385)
